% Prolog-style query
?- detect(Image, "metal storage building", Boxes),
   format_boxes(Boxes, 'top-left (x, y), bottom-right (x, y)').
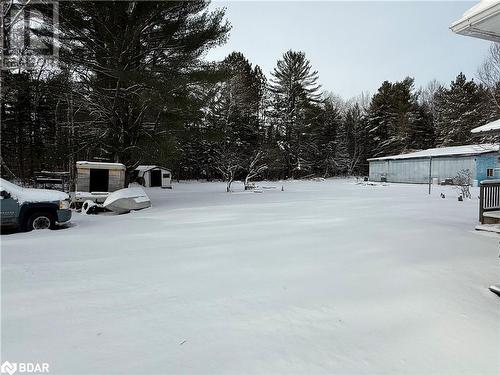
top-left (368, 144), bottom-right (500, 185)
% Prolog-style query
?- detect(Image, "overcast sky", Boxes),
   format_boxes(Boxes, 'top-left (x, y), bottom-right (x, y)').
top-left (206, 1), bottom-right (492, 99)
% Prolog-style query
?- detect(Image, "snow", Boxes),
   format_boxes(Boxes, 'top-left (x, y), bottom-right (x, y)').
top-left (2, 180), bottom-right (499, 374)
top-left (480, 178), bottom-right (500, 184)
top-left (471, 118), bottom-right (500, 134)
top-left (475, 223), bottom-right (500, 233)
top-left (0, 178), bottom-right (68, 204)
top-left (452, 0), bottom-right (499, 26)
top-left (368, 144), bottom-right (499, 161)
top-left (73, 191), bottom-right (110, 199)
top-left (450, 0), bottom-right (500, 42)
top-left (76, 161), bottom-right (125, 170)
top-left (135, 165), bottom-right (171, 178)
top-left (135, 165), bottom-right (170, 172)
top-left (103, 187), bottom-right (149, 206)
top-left (133, 196), bottom-right (151, 203)
top-left (135, 165), bottom-right (157, 172)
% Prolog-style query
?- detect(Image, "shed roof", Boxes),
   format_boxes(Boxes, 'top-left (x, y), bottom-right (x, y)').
top-left (368, 144), bottom-right (499, 162)
top-left (76, 161), bottom-right (126, 170)
top-left (471, 118), bottom-right (500, 135)
top-left (451, 1), bottom-right (500, 42)
top-left (135, 165), bottom-right (171, 177)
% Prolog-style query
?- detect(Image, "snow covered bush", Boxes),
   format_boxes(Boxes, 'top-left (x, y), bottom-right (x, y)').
top-left (453, 169), bottom-right (472, 199)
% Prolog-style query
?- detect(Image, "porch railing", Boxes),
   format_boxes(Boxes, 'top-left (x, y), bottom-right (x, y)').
top-left (479, 179), bottom-right (500, 223)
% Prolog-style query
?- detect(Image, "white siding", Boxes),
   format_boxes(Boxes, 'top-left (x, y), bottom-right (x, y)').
top-left (161, 171), bottom-right (171, 188)
top-left (142, 168), bottom-right (172, 188)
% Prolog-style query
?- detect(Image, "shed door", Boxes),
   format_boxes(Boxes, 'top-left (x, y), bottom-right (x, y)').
top-left (89, 169), bottom-right (109, 192)
top-left (150, 170), bottom-right (162, 187)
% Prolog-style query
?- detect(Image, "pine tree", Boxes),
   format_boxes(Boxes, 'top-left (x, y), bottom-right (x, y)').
top-left (269, 50), bottom-right (321, 178)
top-left (309, 97), bottom-right (341, 177)
top-left (40, 1), bottom-right (230, 178)
top-left (367, 77), bottom-right (422, 157)
top-left (434, 73), bottom-right (484, 146)
top-left (407, 102), bottom-right (435, 150)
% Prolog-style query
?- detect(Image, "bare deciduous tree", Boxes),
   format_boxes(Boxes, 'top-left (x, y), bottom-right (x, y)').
top-left (478, 43), bottom-right (500, 111)
top-left (244, 150), bottom-right (267, 189)
top-left (213, 147), bottom-right (244, 192)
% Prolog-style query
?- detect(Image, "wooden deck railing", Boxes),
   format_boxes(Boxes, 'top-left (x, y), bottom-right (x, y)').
top-left (479, 179), bottom-right (500, 223)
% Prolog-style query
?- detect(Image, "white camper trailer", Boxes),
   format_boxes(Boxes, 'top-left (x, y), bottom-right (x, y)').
top-left (134, 165), bottom-right (172, 189)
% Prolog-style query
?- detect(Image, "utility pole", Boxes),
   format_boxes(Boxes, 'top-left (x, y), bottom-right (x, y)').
top-left (428, 156), bottom-right (432, 195)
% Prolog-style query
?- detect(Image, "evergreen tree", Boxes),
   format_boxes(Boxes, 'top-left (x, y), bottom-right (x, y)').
top-left (309, 97), bottom-right (341, 177)
top-left (407, 102), bottom-right (435, 150)
top-left (203, 52), bottom-right (267, 188)
top-left (269, 50), bottom-right (321, 177)
top-left (434, 73), bottom-right (485, 146)
top-left (41, 1), bottom-right (230, 177)
top-left (367, 77), bottom-right (425, 157)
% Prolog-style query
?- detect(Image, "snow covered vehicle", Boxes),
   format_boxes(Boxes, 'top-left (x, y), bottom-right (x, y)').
top-left (0, 178), bottom-right (72, 231)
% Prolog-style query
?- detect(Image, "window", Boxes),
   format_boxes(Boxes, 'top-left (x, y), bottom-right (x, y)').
top-left (163, 173), bottom-right (170, 178)
top-left (487, 168), bottom-right (494, 177)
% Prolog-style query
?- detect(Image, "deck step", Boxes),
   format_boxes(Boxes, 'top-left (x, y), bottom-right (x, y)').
top-left (482, 210), bottom-right (500, 224)
top-left (483, 211), bottom-right (500, 219)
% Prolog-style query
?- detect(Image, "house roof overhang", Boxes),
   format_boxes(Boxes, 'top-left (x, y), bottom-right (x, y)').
top-left (451, 1), bottom-right (500, 42)
top-left (471, 118), bottom-right (500, 135)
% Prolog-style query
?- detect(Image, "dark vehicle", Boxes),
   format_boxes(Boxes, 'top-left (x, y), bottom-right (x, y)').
top-left (0, 178), bottom-right (72, 232)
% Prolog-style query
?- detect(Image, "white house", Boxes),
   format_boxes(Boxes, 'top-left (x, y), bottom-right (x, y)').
top-left (134, 165), bottom-right (172, 189)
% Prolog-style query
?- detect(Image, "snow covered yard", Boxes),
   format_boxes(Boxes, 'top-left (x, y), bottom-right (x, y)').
top-left (1, 179), bottom-right (499, 374)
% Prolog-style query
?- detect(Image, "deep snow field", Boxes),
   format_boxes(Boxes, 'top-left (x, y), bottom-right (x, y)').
top-left (1, 179), bottom-right (499, 374)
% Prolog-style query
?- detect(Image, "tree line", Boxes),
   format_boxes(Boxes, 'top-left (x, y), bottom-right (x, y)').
top-left (1, 1), bottom-right (499, 189)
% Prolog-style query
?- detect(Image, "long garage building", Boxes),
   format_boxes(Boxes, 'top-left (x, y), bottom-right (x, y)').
top-left (368, 144), bottom-right (500, 185)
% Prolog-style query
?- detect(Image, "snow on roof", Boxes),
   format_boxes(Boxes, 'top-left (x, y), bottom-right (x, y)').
top-left (135, 165), bottom-right (170, 171)
top-left (368, 144), bottom-right (499, 162)
top-left (451, 1), bottom-right (500, 42)
top-left (460, 0), bottom-right (497, 20)
top-left (76, 161), bottom-right (126, 170)
top-left (135, 165), bottom-right (171, 177)
top-left (471, 118), bottom-right (500, 134)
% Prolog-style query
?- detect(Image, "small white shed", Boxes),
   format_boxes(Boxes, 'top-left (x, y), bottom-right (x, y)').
top-left (134, 165), bottom-right (172, 189)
